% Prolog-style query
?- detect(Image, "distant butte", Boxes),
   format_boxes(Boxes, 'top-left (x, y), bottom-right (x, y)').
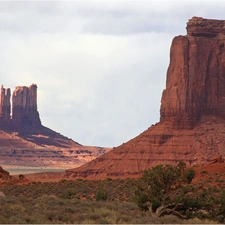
top-left (0, 84), bottom-right (111, 168)
top-left (0, 84), bottom-right (41, 130)
top-left (65, 17), bottom-right (225, 178)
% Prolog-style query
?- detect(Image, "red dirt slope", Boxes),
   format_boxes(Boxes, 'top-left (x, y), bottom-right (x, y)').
top-left (65, 115), bottom-right (225, 179)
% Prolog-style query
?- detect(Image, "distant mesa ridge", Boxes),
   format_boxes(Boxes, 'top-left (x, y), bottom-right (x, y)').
top-left (0, 84), bottom-right (41, 130)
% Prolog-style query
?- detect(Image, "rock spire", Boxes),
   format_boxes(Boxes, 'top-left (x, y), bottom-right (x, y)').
top-left (0, 85), bottom-right (11, 123)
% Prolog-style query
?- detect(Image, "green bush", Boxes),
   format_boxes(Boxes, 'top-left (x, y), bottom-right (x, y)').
top-left (95, 187), bottom-right (108, 201)
top-left (184, 169), bottom-right (196, 183)
top-left (61, 188), bottom-right (77, 199)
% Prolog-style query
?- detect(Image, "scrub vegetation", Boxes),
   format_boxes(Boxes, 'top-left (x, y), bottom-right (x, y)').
top-left (0, 162), bottom-right (224, 224)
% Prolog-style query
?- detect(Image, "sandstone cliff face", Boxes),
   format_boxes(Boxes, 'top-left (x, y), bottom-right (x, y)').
top-left (187, 17), bottom-right (225, 37)
top-left (160, 17), bottom-right (225, 129)
top-left (12, 84), bottom-right (41, 128)
top-left (65, 17), bottom-right (225, 179)
top-left (0, 84), bottom-right (41, 130)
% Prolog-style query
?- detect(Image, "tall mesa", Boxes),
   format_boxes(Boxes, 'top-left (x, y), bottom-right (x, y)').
top-left (65, 17), bottom-right (225, 178)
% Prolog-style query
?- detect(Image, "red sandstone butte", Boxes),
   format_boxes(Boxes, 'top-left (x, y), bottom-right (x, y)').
top-left (65, 17), bottom-right (225, 179)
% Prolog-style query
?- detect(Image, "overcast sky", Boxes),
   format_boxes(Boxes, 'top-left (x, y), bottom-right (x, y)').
top-left (0, 0), bottom-right (225, 147)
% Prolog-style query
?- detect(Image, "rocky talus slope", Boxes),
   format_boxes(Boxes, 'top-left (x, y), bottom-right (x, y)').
top-left (65, 17), bottom-right (225, 178)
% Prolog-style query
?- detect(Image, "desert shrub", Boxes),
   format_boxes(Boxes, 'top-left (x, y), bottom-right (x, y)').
top-left (106, 177), bottom-right (112, 182)
top-left (95, 187), bottom-right (108, 201)
top-left (18, 174), bottom-right (25, 180)
top-left (0, 194), bottom-right (222, 224)
top-left (200, 170), bottom-right (208, 175)
top-left (0, 215), bottom-right (8, 224)
top-left (61, 187), bottom-right (77, 199)
top-left (88, 213), bottom-right (101, 220)
top-left (97, 218), bottom-right (111, 224)
top-left (60, 179), bottom-right (67, 183)
top-left (1, 204), bottom-right (12, 219)
top-left (64, 207), bottom-right (75, 213)
top-left (133, 163), bottom-right (199, 218)
top-left (184, 168), bottom-right (196, 183)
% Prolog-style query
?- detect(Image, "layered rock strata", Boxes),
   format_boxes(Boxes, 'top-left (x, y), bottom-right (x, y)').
top-left (65, 17), bottom-right (225, 178)
top-left (65, 116), bottom-right (225, 178)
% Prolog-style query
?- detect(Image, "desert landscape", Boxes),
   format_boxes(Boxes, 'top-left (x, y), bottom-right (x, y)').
top-left (1, 5), bottom-right (225, 224)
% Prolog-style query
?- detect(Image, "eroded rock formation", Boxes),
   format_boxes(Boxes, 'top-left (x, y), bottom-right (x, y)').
top-left (65, 17), bottom-right (225, 179)
top-left (12, 84), bottom-right (41, 128)
top-left (0, 84), bottom-right (41, 130)
top-left (160, 17), bottom-right (225, 129)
